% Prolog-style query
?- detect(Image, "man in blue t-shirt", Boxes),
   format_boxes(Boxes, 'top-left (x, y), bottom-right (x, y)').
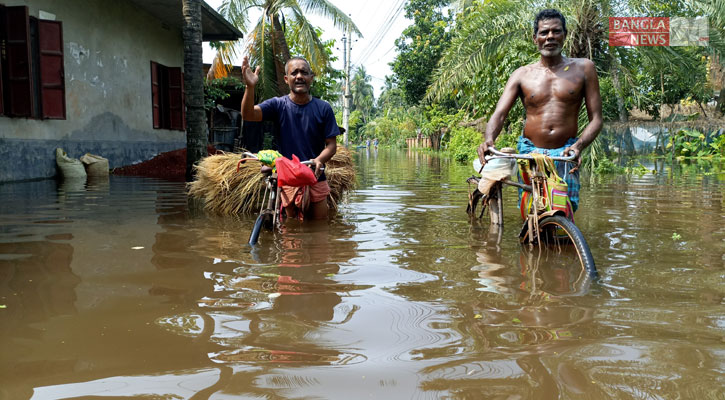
top-left (241, 55), bottom-right (340, 220)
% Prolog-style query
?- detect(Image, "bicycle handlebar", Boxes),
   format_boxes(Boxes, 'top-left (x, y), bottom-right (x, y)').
top-left (239, 152), bottom-right (323, 171)
top-left (486, 147), bottom-right (576, 162)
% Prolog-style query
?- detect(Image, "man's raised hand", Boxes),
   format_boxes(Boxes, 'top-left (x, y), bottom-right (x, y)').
top-left (241, 56), bottom-right (260, 87)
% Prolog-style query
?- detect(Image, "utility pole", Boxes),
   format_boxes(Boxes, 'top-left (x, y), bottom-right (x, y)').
top-left (342, 23), bottom-right (352, 147)
top-left (342, 30), bottom-right (349, 146)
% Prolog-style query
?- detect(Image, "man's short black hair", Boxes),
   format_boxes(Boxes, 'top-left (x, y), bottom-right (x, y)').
top-left (533, 9), bottom-right (567, 36)
top-left (284, 56), bottom-right (312, 75)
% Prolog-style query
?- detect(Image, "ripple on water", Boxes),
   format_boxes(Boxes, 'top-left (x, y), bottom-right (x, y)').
top-left (209, 346), bottom-right (367, 365)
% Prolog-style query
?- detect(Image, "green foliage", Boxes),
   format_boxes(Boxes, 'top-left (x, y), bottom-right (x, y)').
top-left (494, 130), bottom-right (519, 150)
top-left (287, 28), bottom-right (343, 103)
top-left (624, 161), bottom-right (652, 176)
top-left (217, 0), bottom-right (360, 100)
top-left (204, 77), bottom-right (244, 110)
top-left (446, 126), bottom-right (482, 162)
top-left (592, 157), bottom-right (624, 174)
top-left (378, 76), bottom-right (407, 113)
top-left (421, 105), bottom-right (464, 137)
top-left (427, 0), bottom-right (534, 111)
top-left (348, 110), bottom-right (365, 143)
top-left (391, 0), bottom-right (453, 105)
top-left (351, 66), bottom-right (376, 123)
top-left (427, 0), bottom-right (721, 125)
top-left (712, 134), bottom-right (725, 157)
top-left (667, 129), bottom-right (722, 159)
top-left (363, 108), bottom-right (419, 147)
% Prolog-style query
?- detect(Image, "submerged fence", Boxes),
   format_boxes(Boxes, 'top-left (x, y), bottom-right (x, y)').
top-left (600, 120), bottom-right (724, 155)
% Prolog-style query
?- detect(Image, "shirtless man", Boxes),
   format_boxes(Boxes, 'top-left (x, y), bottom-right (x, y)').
top-left (477, 9), bottom-right (602, 212)
top-left (241, 56), bottom-right (339, 219)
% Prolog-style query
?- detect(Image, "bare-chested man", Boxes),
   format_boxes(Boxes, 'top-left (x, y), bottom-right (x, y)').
top-left (477, 9), bottom-right (602, 212)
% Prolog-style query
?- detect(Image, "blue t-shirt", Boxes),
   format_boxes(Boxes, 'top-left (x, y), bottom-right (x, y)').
top-left (258, 96), bottom-right (340, 162)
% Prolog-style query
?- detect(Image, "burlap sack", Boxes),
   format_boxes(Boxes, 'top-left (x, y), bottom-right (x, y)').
top-left (80, 153), bottom-right (109, 177)
top-left (56, 148), bottom-right (87, 179)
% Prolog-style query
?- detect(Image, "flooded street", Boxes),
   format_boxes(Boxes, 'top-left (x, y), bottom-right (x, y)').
top-left (1, 148), bottom-right (724, 399)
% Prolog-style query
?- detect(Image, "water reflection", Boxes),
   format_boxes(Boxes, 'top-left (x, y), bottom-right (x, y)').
top-left (152, 218), bottom-right (368, 397)
top-left (0, 153), bottom-right (723, 399)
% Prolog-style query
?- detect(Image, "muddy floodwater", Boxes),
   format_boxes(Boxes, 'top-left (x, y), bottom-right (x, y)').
top-left (1, 149), bottom-right (724, 399)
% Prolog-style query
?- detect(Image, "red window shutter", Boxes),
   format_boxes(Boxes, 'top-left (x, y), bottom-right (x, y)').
top-left (38, 20), bottom-right (65, 119)
top-left (150, 61), bottom-right (160, 128)
top-left (181, 71), bottom-right (186, 131)
top-left (167, 67), bottom-right (183, 131)
top-left (5, 6), bottom-right (33, 117)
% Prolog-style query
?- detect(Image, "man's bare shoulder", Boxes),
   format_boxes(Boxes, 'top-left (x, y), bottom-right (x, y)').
top-left (515, 63), bottom-right (539, 75)
top-left (509, 64), bottom-right (537, 82)
top-left (569, 57), bottom-right (596, 71)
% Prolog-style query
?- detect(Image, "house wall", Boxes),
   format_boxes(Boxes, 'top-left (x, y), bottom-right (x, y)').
top-left (0, 0), bottom-right (187, 182)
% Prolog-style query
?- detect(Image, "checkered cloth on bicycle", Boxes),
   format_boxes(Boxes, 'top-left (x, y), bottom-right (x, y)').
top-left (517, 136), bottom-right (580, 212)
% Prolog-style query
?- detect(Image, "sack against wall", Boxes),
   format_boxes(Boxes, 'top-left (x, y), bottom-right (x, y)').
top-left (80, 153), bottom-right (109, 177)
top-left (56, 148), bottom-right (87, 179)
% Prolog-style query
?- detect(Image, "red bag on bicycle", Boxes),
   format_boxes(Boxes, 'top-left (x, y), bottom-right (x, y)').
top-left (275, 155), bottom-right (317, 188)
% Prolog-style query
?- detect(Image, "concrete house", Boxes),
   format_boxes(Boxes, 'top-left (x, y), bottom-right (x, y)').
top-left (0, 0), bottom-right (242, 182)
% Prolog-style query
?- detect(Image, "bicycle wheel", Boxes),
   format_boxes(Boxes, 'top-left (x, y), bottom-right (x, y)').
top-left (522, 214), bottom-right (597, 279)
top-left (248, 213), bottom-right (270, 245)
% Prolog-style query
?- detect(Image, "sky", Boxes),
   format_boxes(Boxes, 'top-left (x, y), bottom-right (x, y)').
top-left (202, 0), bottom-right (411, 97)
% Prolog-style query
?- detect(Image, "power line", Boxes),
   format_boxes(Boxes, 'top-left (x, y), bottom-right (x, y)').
top-left (353, 0), bottom-right (406, 66)
top-left (355, 0), bottom-right (405, 65)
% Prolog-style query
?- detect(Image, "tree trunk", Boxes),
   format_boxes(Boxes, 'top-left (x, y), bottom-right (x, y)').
top-left (610, 61), bottom-right (628, 123)
top-left (271, 14), bottom-right (291, 96)
top-left (183, 0), bottom-right (207, 181)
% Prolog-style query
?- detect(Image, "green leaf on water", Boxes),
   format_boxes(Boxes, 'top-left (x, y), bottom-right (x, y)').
top-left (671, 232), bottom-right (682, 240)
top-left (0, 305), bottom-right (6, 309)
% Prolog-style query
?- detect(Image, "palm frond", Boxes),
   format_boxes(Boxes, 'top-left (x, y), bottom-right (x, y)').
top-left (247, 20), bottom-right (280, 100)
top-left (297, 0), bottom-right (362, 37)
top-left (287, 7), bottom-right (330, 73)
top-left (218, 0), bottom-right (259, 34)
top-left (427, 1), bottom-right (532, 103)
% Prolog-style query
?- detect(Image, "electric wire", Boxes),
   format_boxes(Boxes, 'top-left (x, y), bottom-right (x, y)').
top-left (353, 0), bottom-right (406, 66)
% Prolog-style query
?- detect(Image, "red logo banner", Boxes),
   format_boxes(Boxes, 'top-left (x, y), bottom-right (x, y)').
top-left (609, 17), bottom-right (669, 46)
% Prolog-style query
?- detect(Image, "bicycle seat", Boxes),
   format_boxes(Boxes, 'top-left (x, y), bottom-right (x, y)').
top-left (260, 165), bottom-right (273, 175)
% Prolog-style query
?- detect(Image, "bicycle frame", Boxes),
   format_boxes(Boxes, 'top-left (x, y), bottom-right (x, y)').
top-left (468, 148), bottom-right (575, 239)
top-left (241, 152), bottom-right (320, 246)
top-left (491, 148), bottom-right (575, 244)
top-left (467, 147), bottom-right (597, 280)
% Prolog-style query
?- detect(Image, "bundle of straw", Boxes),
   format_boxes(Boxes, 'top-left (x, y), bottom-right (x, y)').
top-left (187, 152), bottom-right (266, 214)
top-left (326, 146), bottom-right (356, 210)
top-left (188, 147), bottom-right (356, 215)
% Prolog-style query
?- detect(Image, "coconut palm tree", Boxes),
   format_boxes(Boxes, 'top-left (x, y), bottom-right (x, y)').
top-left (351, 66), bottom-right (375, 123)
top-left (182, 0), bottom-right (207, 181)
top-left (216, 0), bottom-right (360, 100)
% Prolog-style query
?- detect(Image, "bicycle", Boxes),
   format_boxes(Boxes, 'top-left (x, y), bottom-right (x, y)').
top-left (466, 147), bottom-right (597, 280)
top-left (239, 151), bottom-right (319, 246)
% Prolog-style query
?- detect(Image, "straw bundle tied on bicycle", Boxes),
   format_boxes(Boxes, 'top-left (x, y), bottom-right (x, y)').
top-left (186, 147), bottom-right (355, 216)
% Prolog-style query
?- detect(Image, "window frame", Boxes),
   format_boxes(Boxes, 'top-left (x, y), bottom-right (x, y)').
top-left (0, 4), bottom-right (66, 120)
top-left (150, 61), bottom-right (185, 131)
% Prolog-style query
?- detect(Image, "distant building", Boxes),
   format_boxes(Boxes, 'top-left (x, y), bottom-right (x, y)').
top-left (0, 0), bottom-right (242, 182)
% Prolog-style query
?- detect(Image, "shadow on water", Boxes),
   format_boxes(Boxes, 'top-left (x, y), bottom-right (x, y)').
top-left (0, 150), bottom-right (724, 399)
